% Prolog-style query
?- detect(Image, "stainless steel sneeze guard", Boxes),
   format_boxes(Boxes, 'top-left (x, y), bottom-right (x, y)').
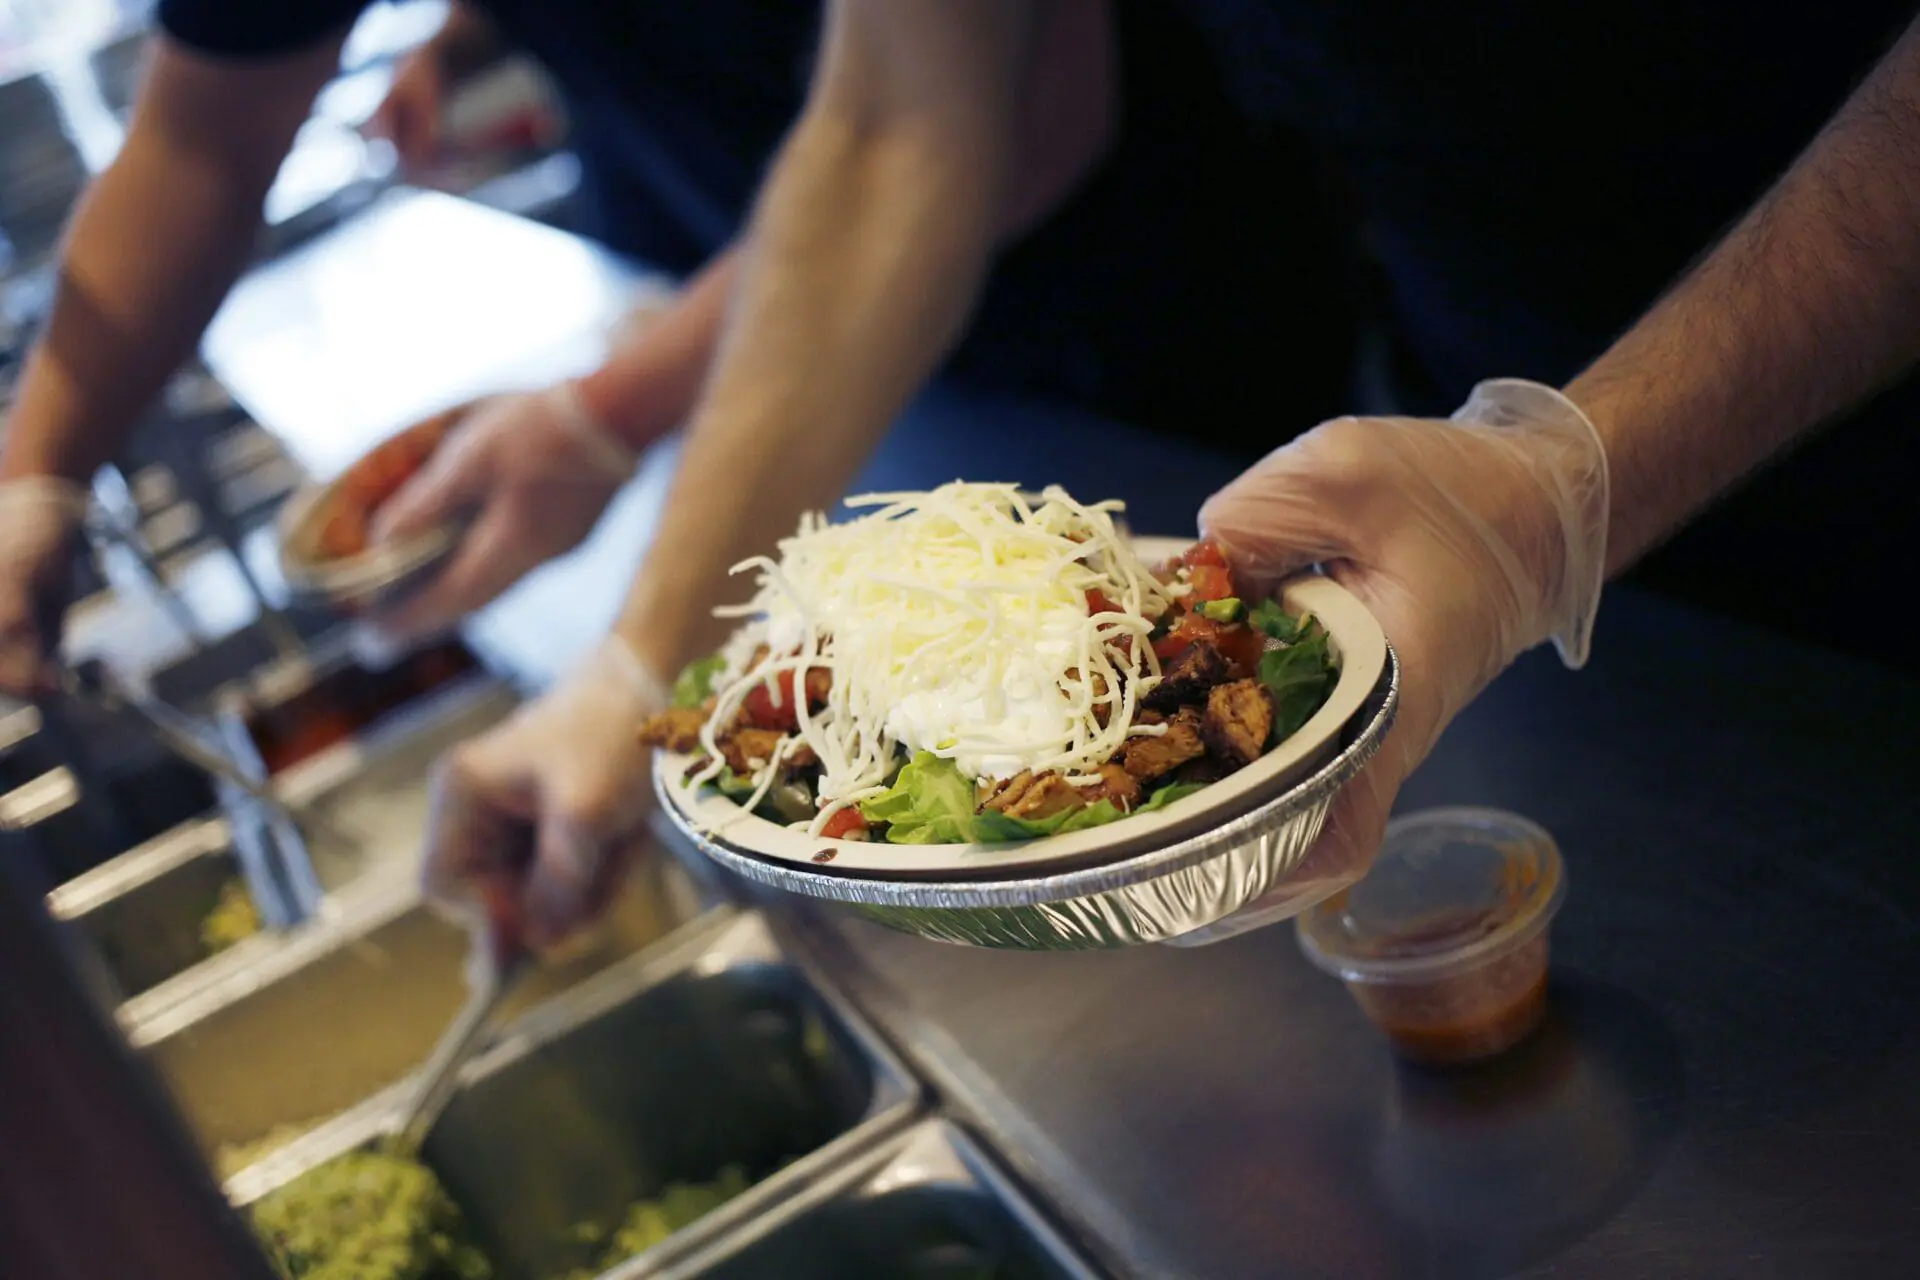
top-left (48, 816), bottom-right (258, 1003)
top-left (659, 648), bottom-right (1399, 951)
top-left (226, 911), bottom-right (924, 1280)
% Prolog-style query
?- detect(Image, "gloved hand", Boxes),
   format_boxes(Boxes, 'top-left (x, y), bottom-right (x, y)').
top-left (0, 477), bottom-right (89, 698)
top-left (367, 43), bottom-right (449, 173)
top-left (354, 380), bottom-right (638, 656)
top-left (423, 633), bottom-right (667, 957)
top-left (1175, 378), bottom-right (1610, 944)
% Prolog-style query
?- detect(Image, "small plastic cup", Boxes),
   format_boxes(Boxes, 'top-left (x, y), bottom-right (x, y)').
top-left (1297, 806), bottom-right (1568, 1066)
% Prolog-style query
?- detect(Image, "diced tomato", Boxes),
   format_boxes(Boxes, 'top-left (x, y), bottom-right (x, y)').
top-left (820, 808), bottom-right (869, 840)
top-left (1186, 563), bottom-right (1234, 604)
top-left (741, 666), bottom-right (829, 730)
top-left (1152, 613), bottom-right (1221, 661)
top-left (1086, 588), bottom-right (1120, 614)
top-left (1181, 539), bottom-right (1229, 570)
top-left (742, 670), bottom-right (802, 730)
top-left (1217, 623), bottom-right (1268, 676)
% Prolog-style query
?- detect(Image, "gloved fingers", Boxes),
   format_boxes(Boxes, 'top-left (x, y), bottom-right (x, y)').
top-left (362, 499), bottom-right (531, 649)
top-left (520, 735), bottom-right (655, 949)
top-left (521, 811), bottom-right (620, 952)
top-left (1197, 418), bottom-right (1380, 595)
top-left (1162, 728), bottom-right (1405, 947)
top-left (545, 380), bottom-right (641, 484)
top-left (419, 735), bottom-right (537, 930)
top-left (371, 410), bottom-right (498, 543)
top-left (0, 478), bottom-right (88, 698)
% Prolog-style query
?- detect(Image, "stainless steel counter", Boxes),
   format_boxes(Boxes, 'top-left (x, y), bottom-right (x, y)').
top-left (762, 591), bottom-right (1920, 1280)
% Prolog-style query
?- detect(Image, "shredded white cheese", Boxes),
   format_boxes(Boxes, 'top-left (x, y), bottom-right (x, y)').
top-left (693, 482), bottom-right (1178, 834)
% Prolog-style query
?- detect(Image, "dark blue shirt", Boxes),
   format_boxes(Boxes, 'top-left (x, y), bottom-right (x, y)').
top-left (1179, 1), bottom-right (1914, 399)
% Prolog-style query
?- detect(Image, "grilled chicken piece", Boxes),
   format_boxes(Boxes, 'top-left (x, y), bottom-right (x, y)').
top-left (980, 771), bottom-right (1086, 821)
top-left (1142, 639), bottom-right (1231, 712)
top-left (1116, 707), bottom-right (1207, 782)
top-left (1201, 678), bottom-right (1275, 766)
top-left (719, 728), bottom-right (818, 776)
top-left (638, 706), bottom-right (707, 753)
top-left (1082, 763), bottom-right (1142, 813)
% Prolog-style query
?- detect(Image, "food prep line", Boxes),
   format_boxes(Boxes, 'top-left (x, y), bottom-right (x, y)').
top-left (202, 890), bottom-right (1113, 1279)
top-left (46, 636), bottom-right (523, 1014)
top-left (34, 611), bottom-right (1118, 1277)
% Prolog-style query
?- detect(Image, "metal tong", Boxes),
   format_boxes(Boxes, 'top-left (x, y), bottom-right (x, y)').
top-left (388, 882), bottom-right (533, 1158)
top-left (55, 661), bottom-right (355, 850)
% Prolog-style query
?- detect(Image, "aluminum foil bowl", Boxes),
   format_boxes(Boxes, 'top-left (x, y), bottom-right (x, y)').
top-left (656, 646), bottom-right (1399, 951)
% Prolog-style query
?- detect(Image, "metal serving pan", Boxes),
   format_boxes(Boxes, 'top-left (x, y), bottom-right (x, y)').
top-left (46, 816), bottom-right (262, 1004)
top-left (227, 911), bottom-right (922, 1280)
top-left (654, 1119), bottom-right (1105, 1280)
top-left (127, 843), bottom-right (720, 1179)
top-left (50, 655), bottom-right (521, 1019)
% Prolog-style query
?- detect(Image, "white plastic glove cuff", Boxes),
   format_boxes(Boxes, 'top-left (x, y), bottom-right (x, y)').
top-left (1453, 378), bottom-right (1611, 671)
top-left (548, 379), bottom-right (642, 485)
top-left (594, 630), bottom-right (671, 712)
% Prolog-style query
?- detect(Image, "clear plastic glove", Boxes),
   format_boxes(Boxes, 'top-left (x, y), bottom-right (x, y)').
top-left (1174, 378), bottom-right (1610, 944)
top-left (353, 380), bottom-right (638, 657)
top-left (0, 477), bottom-right (88, 697)
top-left (367, 44), bottom-right (448, 173)
top-left (423, 634), bottom-right (667, 956)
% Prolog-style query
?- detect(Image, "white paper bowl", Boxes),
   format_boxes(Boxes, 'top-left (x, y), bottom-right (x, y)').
top-left (276, 407), bottom-right (469, 614)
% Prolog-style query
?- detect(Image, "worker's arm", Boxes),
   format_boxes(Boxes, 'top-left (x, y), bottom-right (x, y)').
top-left (0, 35), bottom-right (346, 484)
top-left (1188, 15), bottom-right (1920, 942)
top-left (611, 0), bottom-right (1114, 677)
top-left (369, 2), bottom-right (507, 170)
top-left (1567, 15), bottom-right (1920, 574)
top-left (572, 251), bottom-right (740, 450)
top-left (419, 0), bottom-right (1112, 951)
top-left (360, 0), bottom-right (1110, 651)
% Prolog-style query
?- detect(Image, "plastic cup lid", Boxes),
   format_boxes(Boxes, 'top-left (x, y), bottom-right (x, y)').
top-left (1297, 806), bottom-right (1567, 983)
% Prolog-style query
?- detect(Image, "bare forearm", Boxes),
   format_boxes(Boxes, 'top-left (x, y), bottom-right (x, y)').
top-left (606, 0), bottom-right (1118, 679)
top-left (614, 110), bottom-right (1010, 674)
top-left (574, 251), bottom-right (739, 452)
top-left (0, 137), bottom-right (268, 482)
top-left (1566, 17), bottom-right (1920, 574)
top-left (0, 38), bottom-right (338, 486)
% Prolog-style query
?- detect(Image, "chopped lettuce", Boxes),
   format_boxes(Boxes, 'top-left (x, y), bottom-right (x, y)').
top-left (671, 653), bottom-right (728, 709)
top-left (858, 752), bottom-right (981, 843)
top-left (1138, 780), bottom-right (1207, 812)
top-left (859, 754), bottom-right (1210, 845)
top-left (1247, 598), bottom-right (1301, 643)
top-left (1256, 619), bottom-right (1337, 741)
